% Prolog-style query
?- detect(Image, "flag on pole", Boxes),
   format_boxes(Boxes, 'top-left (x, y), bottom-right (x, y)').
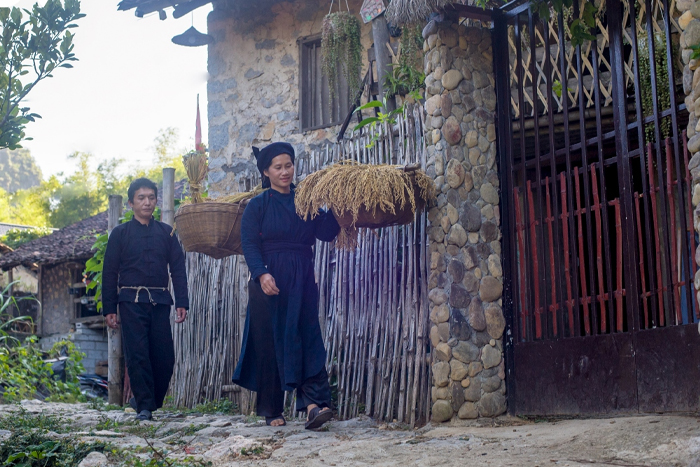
top-left (195, 94), bottom-right (203, 151)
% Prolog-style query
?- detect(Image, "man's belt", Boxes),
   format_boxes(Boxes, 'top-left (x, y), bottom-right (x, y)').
top-left (119, 286), bottom-right (168, 306)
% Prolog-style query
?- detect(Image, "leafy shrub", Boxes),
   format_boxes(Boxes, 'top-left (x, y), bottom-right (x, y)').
top-left (0, 336), bottom-right (86, 403)
top-left (0, 409), bottom-right (104, 467)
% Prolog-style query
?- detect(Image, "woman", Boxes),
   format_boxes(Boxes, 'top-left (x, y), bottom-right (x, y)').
top-left (233, 142), bottom-right (339, 429)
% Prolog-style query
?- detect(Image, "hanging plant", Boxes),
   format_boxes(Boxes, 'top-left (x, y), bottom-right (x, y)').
top-left (322, 11), bottom-right (363, 105)
top-left (638, 30), bottom-right (673, 144)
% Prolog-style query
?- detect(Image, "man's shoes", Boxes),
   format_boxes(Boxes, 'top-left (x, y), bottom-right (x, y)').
top-left (136, 410), bottom-right (152, 421)
top-left (129, 397), bottom-right (137, 412)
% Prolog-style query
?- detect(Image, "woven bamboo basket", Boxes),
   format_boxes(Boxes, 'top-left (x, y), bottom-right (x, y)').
top-left (331, 171), bottom-right (425, 229)
top-left (174, 200), bottom-right (248, 259)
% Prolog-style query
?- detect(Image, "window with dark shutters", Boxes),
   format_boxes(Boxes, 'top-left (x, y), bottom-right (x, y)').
top-left (299, 36), bottom-right (352, 132)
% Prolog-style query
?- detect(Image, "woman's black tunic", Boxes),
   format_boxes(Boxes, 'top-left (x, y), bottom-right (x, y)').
top-left (232, 188), bottom-right (339, 392)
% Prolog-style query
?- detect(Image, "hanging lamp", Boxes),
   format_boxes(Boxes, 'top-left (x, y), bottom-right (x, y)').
top-left (172, 26), bottom-right (213, 47)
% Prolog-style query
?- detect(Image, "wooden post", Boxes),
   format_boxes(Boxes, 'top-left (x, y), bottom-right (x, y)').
top-left (371, 14), bottom-right (396, 111)
top-left (162, 168), bottom-right (175, 227)
top-left (36, 266), bottom-right (43, 336)
top-left (107, 194), bottom-right (124, 406)
top-left (7, 269), bottom-right (13, 298)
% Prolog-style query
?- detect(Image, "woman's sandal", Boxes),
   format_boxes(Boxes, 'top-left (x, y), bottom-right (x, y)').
top-left (265, 415), bottom-right (286, 426)
top-left (305, 407), bottom-right (333, 430)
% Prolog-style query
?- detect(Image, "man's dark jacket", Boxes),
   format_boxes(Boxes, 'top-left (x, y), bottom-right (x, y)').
top-left (101, 217), bottom-right (189, 315)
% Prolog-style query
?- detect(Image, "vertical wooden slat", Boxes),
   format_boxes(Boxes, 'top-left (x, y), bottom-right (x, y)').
top-left (590, 164), bottom-right (607, 333)
top-left (665, 138), bottom-right (681, 324)
top-left (545, 177), bottom-right (559, 336)
top-left (627, 0), bottom-right (660, 325)
top-left (590, 33), bottom-right (616, 327)
top-left (514, 187), bottom-right (529, 340)
top-left (528, 7), bottom-right (550, 337)
top-left (527, 180), bottom-right (542, 339)
top-left (573, 0), bottom-right (599, 336)
top-left (647, 143), bottom-right (665, 326)
top-left (661, 0), bottom-right (693, 325)
top-left (612, 199), bottom-right (624, 332)
top-left (635, 193), bottom-right (650, 329)
top-left (574, 167), bottom-right (591, 335)
top-left (643, 0), bottom-right (674, 326)
top-left (557, 9), bottom-right (582, 338)
top-left (560, 173), bottom-right (575, 336)
top-left (542, 14), bottom-right (565, 335)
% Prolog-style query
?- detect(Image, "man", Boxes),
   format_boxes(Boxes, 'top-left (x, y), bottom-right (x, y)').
top-left (102, 178), bottom-right (189, 421)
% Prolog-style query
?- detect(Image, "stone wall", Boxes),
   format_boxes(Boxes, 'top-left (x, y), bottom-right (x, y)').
top-left (40, 264), bottom-right (74, 337)
top-left (423, 20), bottom-right (506, 421)
top-left (206, 0), bottom-right (371, 197)
top-left (40, 324), bottom-right (108, 375)
top-left (679, 1), bottom-right (700, 314)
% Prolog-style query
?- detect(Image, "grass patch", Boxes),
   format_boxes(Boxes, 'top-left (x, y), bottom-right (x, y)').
top-left (240, 446), bottom-right (265, 456)
top-left (161, 397), bottom-right (238, 416)
top-left (0, 409), bottom-right (106, 466)
top-left (0, 408), bottom-right (72, 433)
top-left (88, 398), bottom-right (124, 412)
top-left (244, 413), bottom-right (263, 424)
top-left (161, 423), bottom-right (207, 438)
top-left (191, 399), bottom-right (238, 415)
top-left (108, 445), bottom-right (213, 467)
top-left (121, 422), bottom-right (162, 438)
top-left (94, 415), bottom-right (125, 432)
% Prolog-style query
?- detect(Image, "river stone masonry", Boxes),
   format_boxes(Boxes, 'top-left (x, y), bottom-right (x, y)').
top-left (423, 20), bottom-right (506, 422)
top-left (679, 0), bottom-right (700, 317)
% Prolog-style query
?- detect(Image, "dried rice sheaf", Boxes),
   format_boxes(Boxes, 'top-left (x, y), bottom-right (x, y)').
top-left (182, 151), bottom-right (208, 204)
top-left (295, 162), bottom-right (435, 249)
top-left (179, 184), bottom-right (267, 207)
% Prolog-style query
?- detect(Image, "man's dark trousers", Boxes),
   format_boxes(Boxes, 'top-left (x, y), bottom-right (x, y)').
top-left (120, 302), bottom-right (174, 413)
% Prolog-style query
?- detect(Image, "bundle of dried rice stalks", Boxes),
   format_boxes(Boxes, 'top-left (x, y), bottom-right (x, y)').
top-left (385, 0), bottom-right (453, 27)
top-left (183, 150), bottom-right (208, 203)
top-left (179, 184), bottom-right (267, 206)
top-left (214, 184), bottom-right (267, 204)
top-left (295, 162), bottom-right (435, 249)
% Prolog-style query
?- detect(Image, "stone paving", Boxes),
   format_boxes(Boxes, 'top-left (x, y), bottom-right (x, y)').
top-left (3, 401), bottom-right (699, 466)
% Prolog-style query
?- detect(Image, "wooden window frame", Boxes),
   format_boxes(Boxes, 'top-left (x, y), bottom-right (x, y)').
top-left (298, 34), bottom-right (352, 132)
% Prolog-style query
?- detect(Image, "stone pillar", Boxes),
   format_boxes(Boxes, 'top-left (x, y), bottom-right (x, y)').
top-left (679, 1), bottom-right (700, 316)
top-left (423, 19), bottom-right (506, 422)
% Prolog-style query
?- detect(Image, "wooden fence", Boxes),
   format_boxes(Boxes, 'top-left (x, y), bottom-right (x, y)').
top-left (171, 103), bottom-right (432, 426)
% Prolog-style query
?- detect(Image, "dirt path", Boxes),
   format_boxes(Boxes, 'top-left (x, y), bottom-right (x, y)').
top-left (2, 401), bottom-right (699, 466)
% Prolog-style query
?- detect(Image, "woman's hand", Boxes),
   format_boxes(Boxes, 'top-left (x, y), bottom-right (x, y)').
top-left (259, 273), bottom-right (280, 296)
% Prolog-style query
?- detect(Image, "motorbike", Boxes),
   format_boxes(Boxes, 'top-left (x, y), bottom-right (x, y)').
top-left (78, 373), bottom-right (108, 399)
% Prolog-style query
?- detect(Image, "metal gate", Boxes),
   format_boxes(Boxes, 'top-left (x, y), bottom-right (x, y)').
top-left (493, 0), bottom-right (700, 414)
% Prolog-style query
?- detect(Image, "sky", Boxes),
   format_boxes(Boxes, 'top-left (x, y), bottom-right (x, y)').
top-left (2, 0), bottom-right (212, 178)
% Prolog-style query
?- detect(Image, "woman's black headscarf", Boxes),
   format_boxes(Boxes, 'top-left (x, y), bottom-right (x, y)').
top-left (252, 142), bottom-right (295, 188)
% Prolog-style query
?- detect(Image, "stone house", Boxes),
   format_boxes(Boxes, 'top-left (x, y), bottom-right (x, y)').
top-left (0, 222), bottom-right (45, 293)
top-left (0, 213), bottom-right (110, 374)
top-left (120, 0), bottom-right (700, 422)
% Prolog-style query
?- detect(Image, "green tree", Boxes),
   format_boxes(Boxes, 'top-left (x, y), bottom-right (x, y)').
top-left (0, 226), bottom-right (51, 248)
top-left (0, 0), bottom-right (84, 150)
top-left (0, 148), bottom-right (42, 192)
top-left (133, 127), bottom-right (188, 185)
top-left (0, 179), bottom-right (54, 227)
top-left (47, 152), bottom-right (106, 228)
